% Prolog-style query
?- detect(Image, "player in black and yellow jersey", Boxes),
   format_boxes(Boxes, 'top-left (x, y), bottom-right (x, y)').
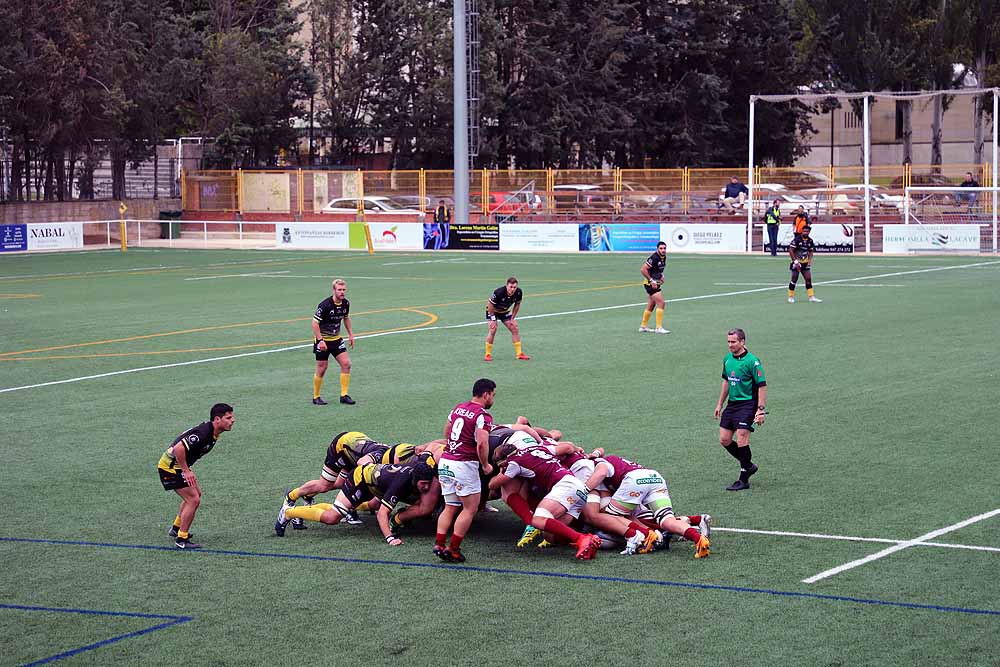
top-left (485, 277), bottom-right (530, 361)
top-left (787, 225), bottom-right (822, 304)
top-left (639, 241), bottom-right (669, 334)
top-left (312, 278), bottom-right (356, 405)
top-left (157, 403), bottom-right (234, 549)
top-left (279, 461), bottom-right (438, 546)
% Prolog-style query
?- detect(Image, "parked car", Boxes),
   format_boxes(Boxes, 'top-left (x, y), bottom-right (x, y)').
top-left (550, 184), bottom-right (618, 211)
top-left (832, 184), bottom-right (905, 212)
top-left (800, 188), bottom-right (865, 215)
top-left (596, 181), bottom-right (659, 207)
top-left (321, 196), bottom-right (422, 215)
top-left (393, 195), bottom-right (455, 210)
top-left (470, 191), bottom-right (534, 216)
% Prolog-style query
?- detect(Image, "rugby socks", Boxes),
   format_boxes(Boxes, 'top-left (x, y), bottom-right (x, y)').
top-left (655, 307), bottom-right (664, 329)
top-left (287, 488), bottom-right (301, 502)
top-left (807, 287), bottom-right (815, 297)
top-left (312, 375), bottom-right (323, 399)
top-left (514, 341), bottom-right (523, 356)
top-left (787, 286), bottom-right (796, 297)
top-left (505, 494), bottom-right (535, 524)
top-left (724, 442), bottom-right (742, 461)
top-left (625, 521), bottom-right (651, 539)
top-left (640, 309), bottom-right (652, 327)
top-left (449, 534), bottom-right (464, 552)
top-left (686, 515), bottom-right (703, 526)
top-left (737, 446), bottom-right (754, 480)
top-left (683, 527), bottom-right (701, 542)
top-left (543, 519), bottom-right (582, 543)
top-left (339, 373), bottom-right (350, 397)
top-left (286, 505), bottom-right (327, 523)
top-left (485, 342), bottom-right (494, 357)
top-left (177, 530), bottom-right (190, 540)
top-left (435, 533), bottom-right (448, 549)
top-left (172, 516), bottom-right (182, 531)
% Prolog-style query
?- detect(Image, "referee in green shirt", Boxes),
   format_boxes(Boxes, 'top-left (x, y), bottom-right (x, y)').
top-left (714, 328), bottom-right (767, 491)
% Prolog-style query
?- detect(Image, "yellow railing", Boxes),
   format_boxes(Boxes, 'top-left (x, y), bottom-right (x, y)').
top-left (183, 165), bottom-right (994, 215)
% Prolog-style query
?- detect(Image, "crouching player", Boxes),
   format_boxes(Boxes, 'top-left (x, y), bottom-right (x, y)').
top-left (277, 461), bottom-right (438, 546)
top-left (275, 431), bottom-right (384, 534)
top-left (488, 442), bottom-right (602, 560)
top-left (584, 454), bottom-right (711, 558)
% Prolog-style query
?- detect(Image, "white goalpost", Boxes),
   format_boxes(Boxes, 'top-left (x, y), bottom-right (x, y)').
top-left (899, 185), bottom-right (999, 253)
top-left (748, 88), bottom-right (1000, 254)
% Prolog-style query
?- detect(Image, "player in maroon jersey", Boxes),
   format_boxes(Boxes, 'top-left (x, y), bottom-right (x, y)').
top-left (585, 454), bottom-right (712, 558)
top-left (488, 442), bottom-right (602, 559)
top-left (434, 378), bottom-right (497, 563)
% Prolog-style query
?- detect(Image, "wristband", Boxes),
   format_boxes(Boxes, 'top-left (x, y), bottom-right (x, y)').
top-left (385, 534), bottom-right (398, 543)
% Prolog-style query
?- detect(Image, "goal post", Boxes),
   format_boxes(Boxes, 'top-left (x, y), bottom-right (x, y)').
top-left (748, 88), bottom-right (1000, 254)
top-left (894, 185), bottom-right (999, 253)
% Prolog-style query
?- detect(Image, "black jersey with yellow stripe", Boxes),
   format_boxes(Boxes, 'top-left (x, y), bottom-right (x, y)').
top-left (157, 421), bottom-right (217, 473)
top-left (314, 296), bottom-right (350, 341)
top-left (352, 463), bottom-right (423, 511)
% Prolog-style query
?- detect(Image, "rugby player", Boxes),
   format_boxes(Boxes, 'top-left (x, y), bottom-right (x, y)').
top-left (312, 278), bottom-right (356, 405)
top-left (485, 277), bottom-right (530, 361)
top-left (639, 241), bottom-right (669, 334)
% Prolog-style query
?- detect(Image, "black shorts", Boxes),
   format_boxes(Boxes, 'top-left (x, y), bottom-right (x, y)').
top-left (789, 261), bottom-right (811, 272)
top-left (158, 467), bottom-right (190, 491)
top-left (720, 401), bottom-right (757, 433)
top-left (644, 282), bottom-right (662, 296)
top-left (323, 443), bottom-right (342, 476)
top-left (486, 310), bottom-right (514, 323)
top-left (314, 338), bottom-right (348, 361)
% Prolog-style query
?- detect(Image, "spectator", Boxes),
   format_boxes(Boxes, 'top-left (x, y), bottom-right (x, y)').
top-left (720, 176), bottom-right (749, 214)
top-left (957, 172), bottom-right (980, 207)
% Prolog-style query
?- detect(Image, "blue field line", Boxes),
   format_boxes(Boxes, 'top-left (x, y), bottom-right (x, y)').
top-left (0, 603), bottom-right (192, 667)
top-left (4, 536), bottom-right (999, 618)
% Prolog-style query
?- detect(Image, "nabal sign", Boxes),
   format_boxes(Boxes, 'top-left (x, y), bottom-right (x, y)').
top-left (27, 223), bottom-right (83, 250)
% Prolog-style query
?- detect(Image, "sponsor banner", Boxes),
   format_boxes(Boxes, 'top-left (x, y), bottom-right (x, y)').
top-left (578, 224), bottom-right (661, 252)
top-left (26, 222), bottom-right (83, 250)
top-left (771, 223), bottom-right (855, 254)
top-left (660, 224), bottom-right (746, 253)
top-left (275, 222), bottom-right (350, 249)
top-left (1, 224), bottom-right (28, 252)
top-left (423, 223), bottom-right (499, 250)
top-left (348, 222), bottom-right (423, 250)
top-left (882, 224), bottom-right (981, 253)
top-left (500, 224), bottom-right (578, 252)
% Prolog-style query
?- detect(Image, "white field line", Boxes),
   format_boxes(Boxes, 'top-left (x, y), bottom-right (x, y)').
top-left (714, 282), bottom-right (905, 288)
top-left (3, 259), bottom-right (1000, 395)
top-left (801, 508), bottom-right (1000, 584)
top-left (714, 526), bottom-right (1000, 553)
top-left (185, 271), bottom-right (291, 280)
top-left (0, 256), bottom-right (318, 281)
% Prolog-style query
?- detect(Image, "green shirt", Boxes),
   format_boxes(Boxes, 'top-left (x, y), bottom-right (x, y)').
top-left (722, 350), bottom-right (766, 403)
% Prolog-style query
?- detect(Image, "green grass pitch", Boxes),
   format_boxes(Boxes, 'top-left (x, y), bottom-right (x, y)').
top-left (2, 248), bottom-right (999, 666)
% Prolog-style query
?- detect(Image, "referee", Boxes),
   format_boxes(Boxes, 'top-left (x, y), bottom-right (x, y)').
top-left (713, 328), bottom-right (767, 491)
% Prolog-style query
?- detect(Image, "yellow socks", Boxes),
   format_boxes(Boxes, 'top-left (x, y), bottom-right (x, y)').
top-left (313, 375), bottom-right (323, 399)
top-left (286, 506), bottom-right (327, 523)
top-left (807, 288), bottom-right (815, 298)
top-left (655, 308), bottom-right (664, 329)
top-left (172, 516), bottom-right (182, 530)
top-left (177, 530), bottom-right (190, 540)
top-left (514, 341), bottom-right (523, 356)
top-left (287, 488), bottom-right (301, 502)
top-left (641, 309), bottom-right (652, 327)
top-left (788, 289), bottom-right (795, 298)
top-left (485, 342), bottom-right (493, 356)
top-left (340, 373), bottom-right (350, 397)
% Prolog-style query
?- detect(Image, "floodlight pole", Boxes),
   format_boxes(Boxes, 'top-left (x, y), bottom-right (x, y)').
top-left (453, 0), bottom-right (469, 227)
top-left (993, 89), bottom-right (998, 253)
top-left (863, 95), bottom-right (870, 253)
top-left (747, 96), bottom-right (756, 253)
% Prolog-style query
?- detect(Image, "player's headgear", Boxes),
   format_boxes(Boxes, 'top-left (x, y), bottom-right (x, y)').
top-left (410, 461), bottom-right (435, 483)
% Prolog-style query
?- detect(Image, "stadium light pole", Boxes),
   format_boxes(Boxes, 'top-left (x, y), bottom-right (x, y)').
top-left (993, 88), bottom-right (998, 253)
top-left (453, 0), bottom-right (469, 227)
top-left (863, 95), bottom-right (870, 253)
